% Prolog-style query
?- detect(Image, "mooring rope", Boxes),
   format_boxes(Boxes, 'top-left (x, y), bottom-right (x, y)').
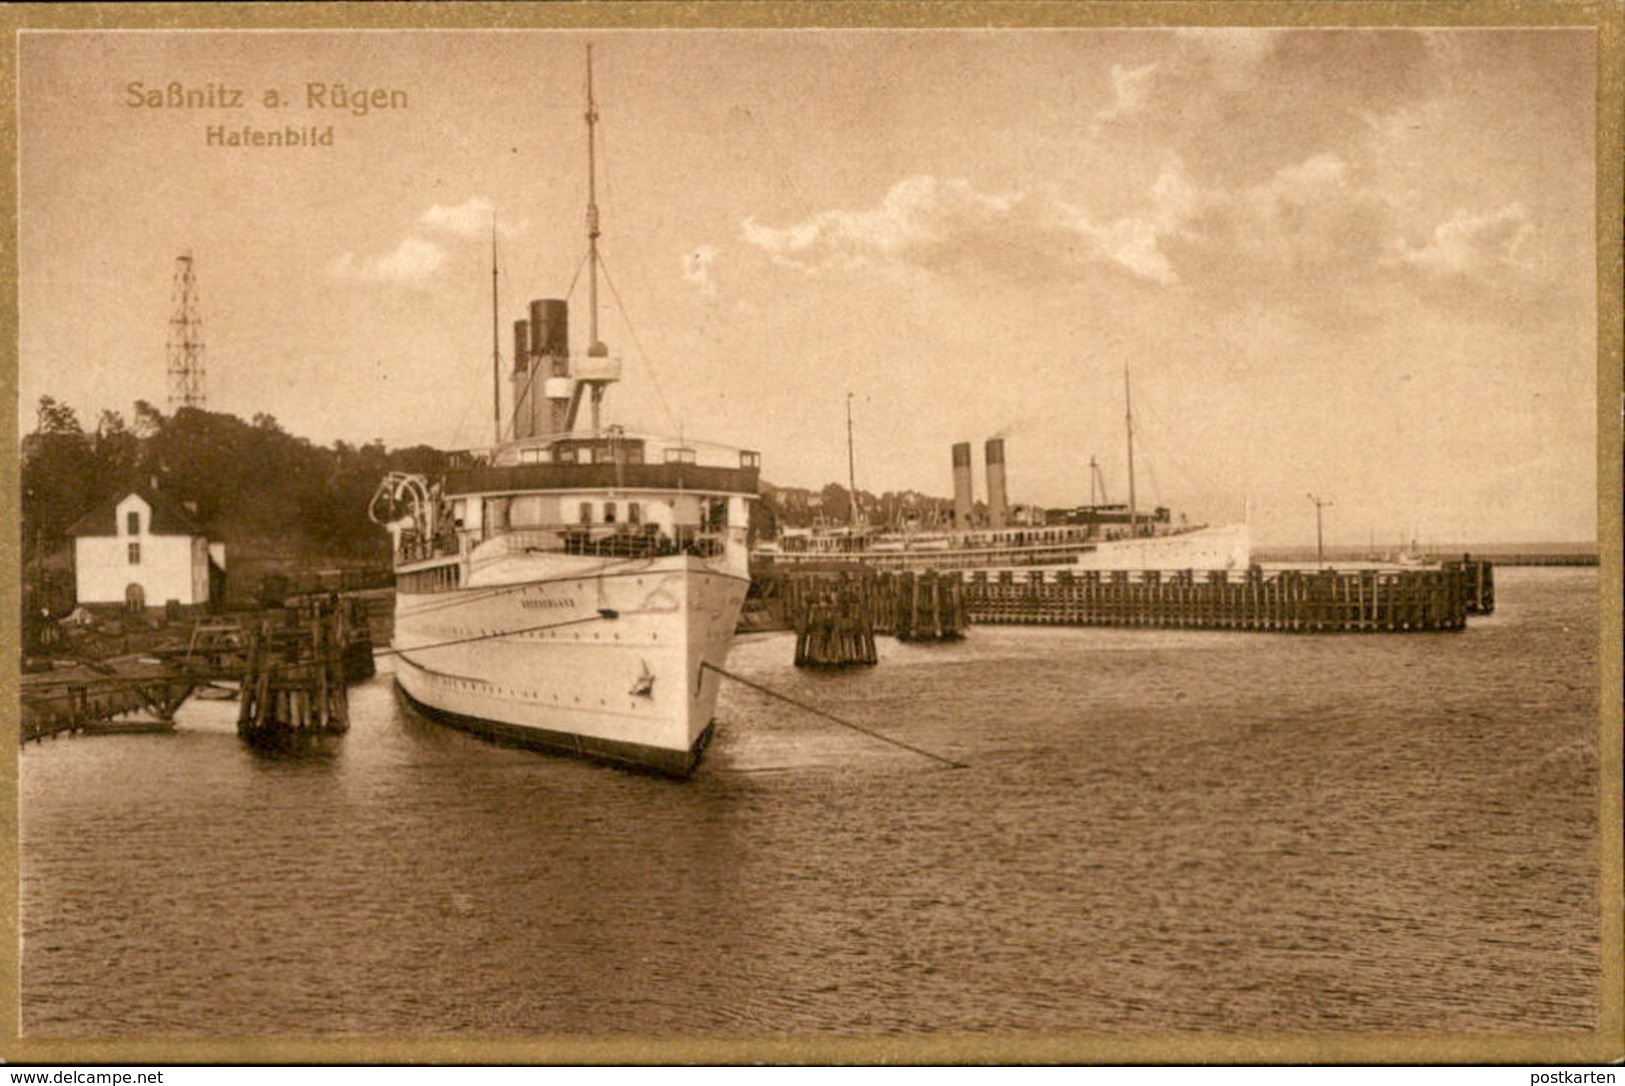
top-left (702, 661), bottom-right (967, 770)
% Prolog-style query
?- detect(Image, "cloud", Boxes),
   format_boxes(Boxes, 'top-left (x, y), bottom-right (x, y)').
top-left (1388, 203), bottom-right (1532, 277)
top-left (329, 197), bottom-right (528, 289)
top-left (421, 197), bottom-right (495, 238)
top-left (421, 197), bottom-right (530, 239)
top-left (742, 173), bottom-right (1195, 286)
top-left (1123, 29), bottom-right (1439, 189)
top-left (1094, 62), bottom-right (1159, 125)
top-left (743, 175), bottom-right (1016, 272)
top-left (681, 244), bottom-right (721, 296)
top-left (740, 156), bottom-right (1542, 309)
top-left (327, 237), bottom-right (447, 286)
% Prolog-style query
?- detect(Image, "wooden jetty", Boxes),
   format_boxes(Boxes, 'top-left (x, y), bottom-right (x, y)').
top-left (21, 595), bottom-right (370, 747)
top-left (237, 599), bottom-right (352, 744)
top-left (21, 658), bottom-right (196, 743)
top-left (288, 593), bottom-right (376, 681)
top-left (175, 594), bottom-right (377, 684)
top-left (963, 562), bottom-right (1492, 633)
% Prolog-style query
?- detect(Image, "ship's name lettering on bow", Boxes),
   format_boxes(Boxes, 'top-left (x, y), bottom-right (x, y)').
top-left (519, 598), bottom-right (579, 611)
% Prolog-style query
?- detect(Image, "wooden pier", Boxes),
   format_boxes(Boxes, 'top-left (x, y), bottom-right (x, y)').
top-left (963, 562), bottom-right (1492, 633)
top-left (21, 594), bottom-right (373, 747)
top-left (21, 659), bottom-right (196, 743)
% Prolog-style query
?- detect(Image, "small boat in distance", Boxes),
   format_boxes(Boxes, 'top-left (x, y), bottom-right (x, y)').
top-left (369, 47), bottom-right (758, 777)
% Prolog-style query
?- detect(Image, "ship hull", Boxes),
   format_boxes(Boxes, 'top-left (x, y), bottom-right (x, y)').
top-left (390, 557), bottom-right (748, 777)
top-left (1045, 522), bottom-right (1250, 573)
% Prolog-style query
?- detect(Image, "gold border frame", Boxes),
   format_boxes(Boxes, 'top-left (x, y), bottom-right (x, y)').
top-left (1, 1), bottom-right (1618, 1066)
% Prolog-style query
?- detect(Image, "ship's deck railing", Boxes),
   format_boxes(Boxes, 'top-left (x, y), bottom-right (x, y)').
top-left (457, 522), bottom-right (741, 567)
top-left (758, 543), bottom-right (1098, 572)
top-left (772, 520), bottom-right (1211, 558)
top-left (397, 520), bottom-right (744, 567)
top-left (446, 431), bottom-right (761, 473)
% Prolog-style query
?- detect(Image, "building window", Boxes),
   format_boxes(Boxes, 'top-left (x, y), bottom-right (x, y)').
top-left (578, 502), bottom-right (592, 525)
top-left (628, 502), bottom-right (641, 526)
top-left (128, 542), bottom-right (141, 565)
top-left (604, 501), bottom-right (617, 525)
top-left (127, 511), bottom-right (141, 535)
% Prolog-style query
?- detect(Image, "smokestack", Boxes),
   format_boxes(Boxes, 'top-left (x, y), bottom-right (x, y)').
top-left (529, 299), bottom-right (569, 364)
top-left (526, 300), bottom-right (572, 435)
top-left (510, 319), bottom-right (532, 439)
top-left (985, 438), bottom-right (1008, 530)
top-left (952, 442), bottom-right (974, 530)
top-left (512, 320), bottom-right (530, 373)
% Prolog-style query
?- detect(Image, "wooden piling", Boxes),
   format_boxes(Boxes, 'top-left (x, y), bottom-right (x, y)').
top-left (237, 598), bottom-right (352, 744)
top-left (792, 573), bottom-right (878, 668)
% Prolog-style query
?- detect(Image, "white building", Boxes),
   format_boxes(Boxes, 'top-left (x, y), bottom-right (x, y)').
top-left (67, 489), bottom-right (224, 609)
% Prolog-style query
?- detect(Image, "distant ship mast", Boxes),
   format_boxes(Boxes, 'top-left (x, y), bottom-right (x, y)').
top-left (1124, 367), bottom-right (1138, 535)
top-left (582, 42), bottom-right (611, 434)
top-left (491, 215), bottom-right (502, 446)
top-left (846, 392), bottom-right (860, 530)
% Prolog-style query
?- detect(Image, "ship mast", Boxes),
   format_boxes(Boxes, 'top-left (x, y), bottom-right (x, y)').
top-left (490, 214), bottom-right (501, 446)
top-left (846, 392), bottom-right (860, 530)
top-left (1125, 367), bottom-right (1138, 536)
top-left (584, 42), bottom-right (609, 433)
top-left (1089, 454), bottom-right (1108, 507)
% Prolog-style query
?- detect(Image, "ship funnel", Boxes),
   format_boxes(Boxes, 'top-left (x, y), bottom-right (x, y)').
top-left (952, 442), bottom-right (974, 530)
top-left (529, 299), bottom-right (569, 362)
top-left (511, 300), bottom-right (570, 441)
top-left (985, 438), bottom-right (1008, 530)
top-left (512, 320), bottom-right (530, 373)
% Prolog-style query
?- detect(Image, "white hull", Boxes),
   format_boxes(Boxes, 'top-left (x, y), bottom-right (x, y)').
top-left (1039, 522), bottom-right (1250, 573)
top-left (392, 554), bottom-right (748, 775)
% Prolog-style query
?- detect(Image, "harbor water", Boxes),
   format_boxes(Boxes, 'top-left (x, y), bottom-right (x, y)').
top-left (19, 568), bottom-right (1601, 1037)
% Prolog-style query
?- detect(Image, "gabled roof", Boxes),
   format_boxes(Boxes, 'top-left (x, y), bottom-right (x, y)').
top-left (66, 488), bottom-right (207, 538)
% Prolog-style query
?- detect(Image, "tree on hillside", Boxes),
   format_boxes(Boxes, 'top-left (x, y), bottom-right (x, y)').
top-left (91, 409), bottom-right (143, 496)
top-left (22, 397), bottom-right (97, 565)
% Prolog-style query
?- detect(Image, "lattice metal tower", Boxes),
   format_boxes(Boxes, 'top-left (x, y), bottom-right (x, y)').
top-left (166, 251), bottom-right (206, 409)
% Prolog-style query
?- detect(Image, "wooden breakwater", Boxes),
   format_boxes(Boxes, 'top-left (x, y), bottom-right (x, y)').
top-left (963, 561), bottom-right (1494, 633)
top-left (751, 560), bottom-right (1491, 637)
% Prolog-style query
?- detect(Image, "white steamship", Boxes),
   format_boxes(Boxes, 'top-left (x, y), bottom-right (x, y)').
top-left (757, 397), bottom-right (1249, 576)
top-left (370, 50), bottom-right (756, 776)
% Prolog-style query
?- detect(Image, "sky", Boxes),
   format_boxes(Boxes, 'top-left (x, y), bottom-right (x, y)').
top-left (16, 26), bottom-right (1602, 546)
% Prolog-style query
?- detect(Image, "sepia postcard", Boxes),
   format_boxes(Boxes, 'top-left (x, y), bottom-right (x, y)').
top-left (3, 1), bottom-right (1620, 1069)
